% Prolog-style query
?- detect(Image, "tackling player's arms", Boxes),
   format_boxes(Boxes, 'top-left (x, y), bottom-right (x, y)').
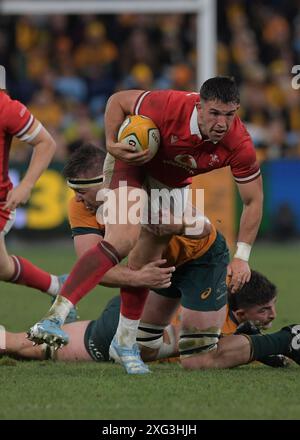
top-left (73, 232), bottom-right (174, 289)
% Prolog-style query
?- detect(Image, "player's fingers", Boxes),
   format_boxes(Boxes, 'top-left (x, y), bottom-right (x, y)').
top-left (3, 200), bottom-right (15, 210)
top-left (149, 259), bottom-right (167, 267)
top-left (162, 267), bottom-right (175, 274)
top-left (121, 150), bottom-right (149, 161)
top-left (229, 275), bottom-right (243, 293)
top-left (128, 149), bottom-right (150, 159)
top-left (245, 271), bottom-right (251, 283)
top-left (129, 156), bottom-right (151, 165)
top-left (241, 272), bottom-right (249, 285)
top-left (158, 281), bottom-right (172, 289)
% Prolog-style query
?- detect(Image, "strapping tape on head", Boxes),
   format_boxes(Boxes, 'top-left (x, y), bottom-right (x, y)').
top-left (67, 175), bottom-right (105, 190)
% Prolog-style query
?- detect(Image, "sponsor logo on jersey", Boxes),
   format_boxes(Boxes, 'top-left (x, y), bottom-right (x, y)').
top-left (174, 154), bottom-right (197, 169)
top-left (200, 287), bottom-right (212, 300)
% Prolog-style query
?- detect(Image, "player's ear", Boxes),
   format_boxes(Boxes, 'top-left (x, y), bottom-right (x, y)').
top-left (196, 101), bottom-right (202, 110)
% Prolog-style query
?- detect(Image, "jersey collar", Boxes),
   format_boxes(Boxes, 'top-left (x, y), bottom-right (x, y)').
top-left (190, 106), bottom-right (202, 139)
top-left (189, 105), bottom-right (218, 144)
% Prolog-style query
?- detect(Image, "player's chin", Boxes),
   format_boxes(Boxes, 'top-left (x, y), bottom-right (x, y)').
top-left (210, 131), bottom-right (226, 142)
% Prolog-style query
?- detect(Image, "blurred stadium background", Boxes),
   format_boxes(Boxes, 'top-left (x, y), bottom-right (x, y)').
top-left (1, 0), bottom-right (300, 421)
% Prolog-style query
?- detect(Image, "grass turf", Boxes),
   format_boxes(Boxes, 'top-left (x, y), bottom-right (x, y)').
top-left (0, 241), bottom-right (300, 420)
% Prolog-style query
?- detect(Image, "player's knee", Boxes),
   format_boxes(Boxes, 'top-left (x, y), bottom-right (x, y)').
top-left (0, 257), bottom-right (14, 280)
top-left (179, 326), bottom-right (221, 370)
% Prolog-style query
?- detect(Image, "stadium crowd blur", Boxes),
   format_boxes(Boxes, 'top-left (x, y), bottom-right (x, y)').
top-left (0, 0), bottom-right (299, 163)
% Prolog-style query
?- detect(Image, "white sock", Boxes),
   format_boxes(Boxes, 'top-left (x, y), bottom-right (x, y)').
top-left (45, 295), bottom-right (73, 323)
top-left (47, 275), bottom-right (60, 296)
top-left (115, 314), bottom-right (140, 348)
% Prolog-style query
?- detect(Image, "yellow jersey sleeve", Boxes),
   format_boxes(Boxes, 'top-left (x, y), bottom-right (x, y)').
top-left (68, 197), bottom-right (105, 237)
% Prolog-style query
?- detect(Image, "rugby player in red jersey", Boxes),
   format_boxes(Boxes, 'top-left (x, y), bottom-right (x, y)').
top-left (29, 77), bottom-right (263, 374)
top-left (0, 88), bottom-right (73, 303)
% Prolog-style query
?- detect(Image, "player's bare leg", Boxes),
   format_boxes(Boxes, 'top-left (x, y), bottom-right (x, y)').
top-left (0, 235), bottom-right (17, 281)
top-left (2, 321), bottom-right (91, 361)
top-left (27, 186), bottom-right (145, 350)
top-left (178, 306), bottom-right (245, 369)
top-left (109, 228), bottom-right (173, 374)
top-left (138, 290), bottom-right (180, 362)
top-left (179, 309), bottom-right (300, 369)
top-left (0, 236), bottom-right (76, 323)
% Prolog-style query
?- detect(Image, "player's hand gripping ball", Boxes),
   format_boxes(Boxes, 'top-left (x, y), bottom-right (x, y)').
top-left (118, 115), bottom-right (160, 161)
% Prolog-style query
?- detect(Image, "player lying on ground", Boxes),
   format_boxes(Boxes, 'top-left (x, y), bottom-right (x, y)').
top-left (28, 145), bottom-right (220, 371)
top-left (29, 77), bottom-right (264, 374)
top-left (2, 271), bottom-right (299, 368)
top-left (26, 147), bottom-right (298, 370)
top-left (0, 88), bottom-right (78, 321)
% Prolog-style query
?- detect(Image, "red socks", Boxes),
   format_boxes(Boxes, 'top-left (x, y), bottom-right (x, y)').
top-left (60, 240), bottom-right (120, 305)
top-left (120, 287), bottom-right (149, 320)
top-left (9, 255), bottom-right (52, 292)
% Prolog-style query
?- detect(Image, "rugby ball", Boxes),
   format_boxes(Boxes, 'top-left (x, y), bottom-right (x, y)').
top-left (117, 115), bottom-right (160, 160)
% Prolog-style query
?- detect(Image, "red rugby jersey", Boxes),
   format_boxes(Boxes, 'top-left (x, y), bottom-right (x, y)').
top-left (0, 91), bottom-right (34, 200)
top-left (134, 90), bottom-right (260, 187)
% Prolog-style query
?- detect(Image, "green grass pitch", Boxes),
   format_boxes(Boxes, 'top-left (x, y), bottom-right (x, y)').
top-left (1, 241), bottom-right (300, 420)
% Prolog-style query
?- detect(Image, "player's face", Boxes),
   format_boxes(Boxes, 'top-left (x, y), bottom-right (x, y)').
top-left (241, 297), bottom-right (277, 329)
top-left (74, 185), bottom-right (103, 213)
top-left (197, 99), bottom-right (239, 142)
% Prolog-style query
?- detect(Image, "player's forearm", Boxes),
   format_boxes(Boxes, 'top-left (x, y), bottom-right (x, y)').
top-left (21, 135), bottom-right (56, 188)
top-left (237, 198), bottom-right (263, 245)
top-left (105, 94), bottom-right (127, 149)
top-left (3, 332), bottom-right (45, 360)
top-left (101, 265), bottom-right (140, 288)
top-left (104, 90), bottom-right (142, 150)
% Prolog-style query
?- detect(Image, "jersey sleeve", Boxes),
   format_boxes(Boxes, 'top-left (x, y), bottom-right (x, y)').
top-left (3, 94), bottom-right (34, 138)
top-left (229, 117), bottom-right (261, 184)
top-left (68, 197), bottom-right (104, 238)
top-left (134, 90), bottom-right (170, 128)
top-left (229, 138), bottom-right (261, 184)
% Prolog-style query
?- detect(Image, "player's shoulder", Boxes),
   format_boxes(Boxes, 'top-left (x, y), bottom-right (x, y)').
top-left (168, 90), bottom-right (199, 105)
top-left (157, 90), bottom-right (199, 118)
top-left (0, 90), bottom-right (29, 127)
top-left (143, 89), bottom-right (199, 105)
top-left (68, 196), bottom-right (89, 217)
top-left (222, 115), bottom-right (255, 154)
top-left (228, 115), bottom-right (252, 144)
top-left (0, 90), bottom-right (23, 110)
top-left (0, 90), bottom-right (10, 113)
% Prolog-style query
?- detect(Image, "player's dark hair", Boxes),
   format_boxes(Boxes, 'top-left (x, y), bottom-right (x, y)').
top-left (63, 143), bottom-right (106, 178)
top-left (200, 76), bottom-right (240, 104)
top-left (228, 270), bottom-right (277, 311)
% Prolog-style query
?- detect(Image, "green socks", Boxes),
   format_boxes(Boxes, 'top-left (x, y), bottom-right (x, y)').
top-left (249, 329), bottom-right (291, 361)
